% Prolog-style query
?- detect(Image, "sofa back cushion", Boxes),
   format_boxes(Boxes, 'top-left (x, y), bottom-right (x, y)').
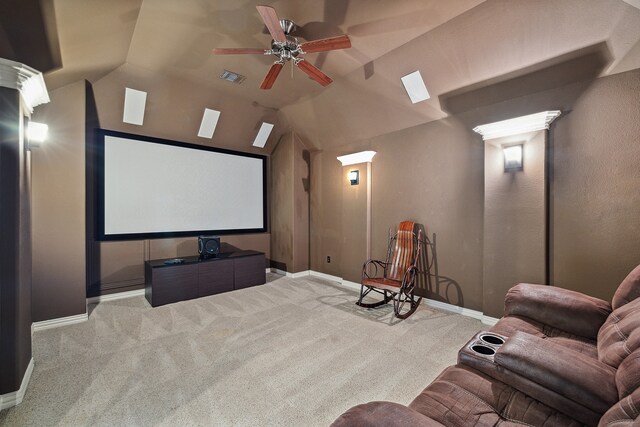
top-left (615, 347), bottom-right (640, 400)
top-left (612, 264), bottom-right (640, 310)
top-left (598, 388), bottom-right (640, 427)
top-left (598, 298), bottom-right (640, 368)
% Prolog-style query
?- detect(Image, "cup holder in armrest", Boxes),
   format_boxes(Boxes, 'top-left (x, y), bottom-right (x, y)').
top-left (471, 344), bottom-right (496, 355)
top-left (458, 331), bottom-right (509, 370)
top-left (479, 333), bottom-right (505, 346)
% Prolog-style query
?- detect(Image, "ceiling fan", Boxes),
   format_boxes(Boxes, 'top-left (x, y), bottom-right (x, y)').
top-left (212, 5), bottom-right (351, 90)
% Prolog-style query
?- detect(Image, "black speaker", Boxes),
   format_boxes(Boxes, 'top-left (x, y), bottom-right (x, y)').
top-left (198, 235), bottom-right (220, 258)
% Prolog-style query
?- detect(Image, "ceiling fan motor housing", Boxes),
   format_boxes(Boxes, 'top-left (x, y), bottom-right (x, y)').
top-left (271, 36), bottom-right (300, 60)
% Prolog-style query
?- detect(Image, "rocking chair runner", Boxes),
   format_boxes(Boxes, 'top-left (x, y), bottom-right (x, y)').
top-left (357, 221), bottom-right (424, 319)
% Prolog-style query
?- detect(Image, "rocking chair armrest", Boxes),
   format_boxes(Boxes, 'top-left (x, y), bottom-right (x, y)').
top-left (362, 259), bottom-right (389, 279)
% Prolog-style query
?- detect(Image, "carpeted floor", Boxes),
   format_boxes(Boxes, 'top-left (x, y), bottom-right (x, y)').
top-left (0, 273), bottom-right (483, 426)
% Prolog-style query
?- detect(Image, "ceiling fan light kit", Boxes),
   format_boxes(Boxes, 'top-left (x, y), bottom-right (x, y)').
top-left (212, 5), bottom-right (351, 90)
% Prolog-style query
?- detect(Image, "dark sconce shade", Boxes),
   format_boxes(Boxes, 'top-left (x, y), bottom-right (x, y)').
top-left (348, 170), bottom-right (359, 185)
top-left (503, 144), bottom-right (523, 172)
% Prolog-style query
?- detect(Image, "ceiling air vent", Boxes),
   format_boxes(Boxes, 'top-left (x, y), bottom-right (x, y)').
top-left (219, 70), bottom-right (246, 84)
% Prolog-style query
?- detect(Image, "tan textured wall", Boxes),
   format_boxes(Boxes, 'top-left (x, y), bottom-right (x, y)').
top-left (308, 69), bottom-right (640, 315)
top-left (310, 150), bottom-right (343, 277)
top-left (483, 131), bottom-right (546, 317)
top-left (311, 118), bottom-right (485, 309)
top-left (270, 133), bottom-right (294, 271)
top-left (369, 118), bottom-right (485, 309)
top-left (292, 133), bottom-right (310, 273)
top-left (269, 132), bottom-right (310, 273)
top-left (551, 69), bottom-right (640, 300)
top-left (31, 81), bottom-right (87, 320)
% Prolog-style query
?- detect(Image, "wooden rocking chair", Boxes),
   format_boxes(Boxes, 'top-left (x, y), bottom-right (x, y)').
top-left (357, 221), bottom-right (424, 319)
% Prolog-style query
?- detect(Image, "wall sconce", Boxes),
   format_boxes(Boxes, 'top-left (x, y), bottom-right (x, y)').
top-left (503, 144), bottom-right (523, 172)
top-left (348, 170), bottom-right (359, 185)
top-left (26, 121), bottom-right (48, 150)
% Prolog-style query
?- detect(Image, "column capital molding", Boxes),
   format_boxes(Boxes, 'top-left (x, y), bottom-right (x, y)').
top-left (0, 58), bottom-right (50, 114)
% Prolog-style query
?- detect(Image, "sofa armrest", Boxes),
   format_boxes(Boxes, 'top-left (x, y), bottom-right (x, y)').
top-left (330, 402), bottom-right (445, 427)
top-left (495, 331), bottom-right (618, 414)
top-left (504, 283), bottom-right (611, 339)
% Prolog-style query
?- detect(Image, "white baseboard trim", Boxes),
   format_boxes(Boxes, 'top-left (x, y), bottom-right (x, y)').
top-left (481, 315), bottom-right (500, 326)
top-left (306, 270), bottom-right (503, 325)
top-left (0, 357), bottom-right (34, 410)
top-left (32, 312), bottom-right (88, 332)
top-left (268, 268), bottom-right (312, 279)
top-left (290, 270), bottom-right (311, 279)
top-left (423, 298), bottom-right (483, 320)
top-left (270, 268), bottom-right (289, 277)
top-left (423, 299), bottom-right (501, 326)
top-left (307, 270), bottom-right (361, 291)
top-left (86, 289), bottom-right (145, 305)
top-left (309, 270), bottom-right (342, 283)
top-left (341, 280), bottom-right (361, 291)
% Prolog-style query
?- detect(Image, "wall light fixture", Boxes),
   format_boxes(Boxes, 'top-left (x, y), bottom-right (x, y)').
top-left (26, 121), bottom-right (48, 149)
top-left (503, 144), bottom-right (523, 172)
top-left (348, 170), bottom-right (359, 185)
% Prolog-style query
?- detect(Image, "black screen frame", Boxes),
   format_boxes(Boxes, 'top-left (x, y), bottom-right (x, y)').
top-left (95, 129), bottom-right (268, 241)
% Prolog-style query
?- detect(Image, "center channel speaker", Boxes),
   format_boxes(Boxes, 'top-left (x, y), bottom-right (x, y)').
top-left (198, 235), bottom-right (220, 258)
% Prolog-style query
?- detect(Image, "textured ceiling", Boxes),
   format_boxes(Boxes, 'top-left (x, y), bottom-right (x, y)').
top-left (21, 0), bottom-right (640, 150)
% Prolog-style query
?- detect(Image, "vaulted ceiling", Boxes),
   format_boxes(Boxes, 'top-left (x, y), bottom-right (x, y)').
top-left (3, 0), bottom-right (640, 151)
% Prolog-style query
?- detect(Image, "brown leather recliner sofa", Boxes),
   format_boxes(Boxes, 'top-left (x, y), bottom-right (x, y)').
top-left (331, 264), bottom-right (640, 427)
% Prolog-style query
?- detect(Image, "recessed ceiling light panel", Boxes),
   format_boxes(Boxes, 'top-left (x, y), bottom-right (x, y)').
top-left (252, 122), bottom-right (274, 148)
top-left (123, 88), bottom-right (147, 125)
top-left (197, 108), bottom-right (221, 138)
top-left (401, 70), bottom-right (430, 104)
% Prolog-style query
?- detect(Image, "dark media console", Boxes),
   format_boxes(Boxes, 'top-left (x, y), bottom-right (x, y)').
top-left (144, 250), bottom-right (266, 307)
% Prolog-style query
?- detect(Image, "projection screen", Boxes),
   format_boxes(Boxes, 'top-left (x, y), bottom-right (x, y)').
top-left (96, 129), bottom-right (267, 240)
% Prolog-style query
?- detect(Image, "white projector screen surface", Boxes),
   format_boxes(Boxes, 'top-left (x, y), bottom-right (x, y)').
top-left (99, 131), bottom-right (266, 239)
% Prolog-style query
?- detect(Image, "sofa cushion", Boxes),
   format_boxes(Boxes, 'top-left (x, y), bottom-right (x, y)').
top-left (329, 402), bottom-right (446, 427)
top-left (502, 283), bottom-right (611, 339)
top-left (598, 388), bottom-right (640, 427)
top-left (408, 365), bottom-right (584, 427)
top-left (598, 298), bottom-right (640, 368)
top-left (493, 331), bottom-right (617, 417)
top-left (612, 264), bottom-right (640, 310)
top-left (615, 347), bottom-right (640, 400)
top-left (491, 315), bottom-right (598, 358)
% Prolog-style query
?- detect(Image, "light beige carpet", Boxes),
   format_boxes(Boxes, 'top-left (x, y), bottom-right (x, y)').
top-left (0, 273), bottom-right (482, 426)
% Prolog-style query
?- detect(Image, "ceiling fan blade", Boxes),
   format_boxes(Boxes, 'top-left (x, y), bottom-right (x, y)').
top-left (260, 63), bottom-right (284, 90)
top-left (212, 48), bottom-right (267, 55)
top-left (296, 60), bottom-right (333, 87)
top-left (300, 35), bottom-right (351, 53)
top-left (256, 5), bottom-right (286, 43)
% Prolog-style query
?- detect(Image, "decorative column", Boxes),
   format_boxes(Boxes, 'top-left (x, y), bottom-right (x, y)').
top-left (337, 151), bottom-right (376, 283)
top-left (473, 111), bottom-right (560, 318)
top-left (0, 58), bottom-right (48, 409)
